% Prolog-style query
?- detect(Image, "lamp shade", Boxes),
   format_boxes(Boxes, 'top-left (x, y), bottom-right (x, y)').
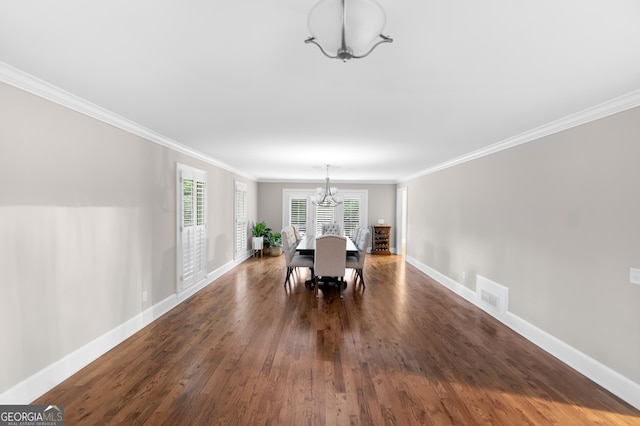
top-left (307, 0), bottom-right (387, 58)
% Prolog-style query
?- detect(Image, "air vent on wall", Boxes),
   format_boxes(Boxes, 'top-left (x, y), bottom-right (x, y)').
top-left (476, 275), bottom-right (509, 314)
top-left (481, 289), bottom-right (499, 309)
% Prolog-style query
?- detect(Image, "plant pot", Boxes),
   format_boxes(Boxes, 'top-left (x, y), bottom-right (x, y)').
top-left (251, 236), bottom-right (264, 257)
top-left (270, 246), bottom-right (282, 256)
top-left (252, 237), bottom-right (264, 250)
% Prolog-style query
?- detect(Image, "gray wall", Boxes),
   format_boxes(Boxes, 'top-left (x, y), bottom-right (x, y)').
top-left (403, 106), bottom-right (640, 384)
top-left (0, 82), bottom-right (258, 395)
top-left (258, 182), bottom-right (396, 245)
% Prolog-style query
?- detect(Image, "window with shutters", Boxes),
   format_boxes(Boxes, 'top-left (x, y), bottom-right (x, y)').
top-left (235, 181), bottom-right (248, 258)
top-left (342, 197), bottom-right (360, 238)
top-left (177, 164), bottom-right (207, 293)
top-left (290, 197), bottom-right (308, 235)
top-left (315, 204), bottom-right (335, 236)
top-left (282, 189), bottom-right (367, 238)
top-left (282, 190), bottom-right (311, 236)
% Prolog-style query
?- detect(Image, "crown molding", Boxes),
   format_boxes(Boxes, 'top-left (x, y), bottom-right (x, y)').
top-left (399, 89), bottom-right (640, 183)
top-left (4, 60), bottom-right (638, 186)
top-left (258, 178), bottom-right (397, 185)
top-left (0, 61), bottom-right (256, 181)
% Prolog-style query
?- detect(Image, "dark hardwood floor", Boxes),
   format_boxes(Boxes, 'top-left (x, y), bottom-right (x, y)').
top-left (36, 254), bottom-right (639, 425)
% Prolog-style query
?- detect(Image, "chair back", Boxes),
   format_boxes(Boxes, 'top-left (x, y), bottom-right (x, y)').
top-left (346, 229), bottom-right (370, 288)
top-left (322, 223), bottom-right (342, 236)
top-left (351, 226), bottom-right (362, 245)
top-left (358, 229), bottom-right (371, 256)
top-left (292, 225), bottom-right (302, 242)
top-left (281, 226), bottom-right (297, 265)
top-left (352, 225), bottom-right (365, 244)
top-left (314, 235), bottom-right (347, 277)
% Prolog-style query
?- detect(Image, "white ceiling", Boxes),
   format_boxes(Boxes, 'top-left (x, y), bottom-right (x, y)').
top-left (1, 0), bottom-right (639, 182)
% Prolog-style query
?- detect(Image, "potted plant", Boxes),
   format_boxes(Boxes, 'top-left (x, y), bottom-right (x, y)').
top-left (251, 221), bottom-right (271, 254)
top-left (266, 232), bottom-right (283, 256)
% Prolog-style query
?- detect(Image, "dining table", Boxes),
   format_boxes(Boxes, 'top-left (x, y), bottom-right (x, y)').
top-left (295, 234), bottom-right (359, 255)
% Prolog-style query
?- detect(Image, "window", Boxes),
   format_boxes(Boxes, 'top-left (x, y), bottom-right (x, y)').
top-left (283, 189), bottom-right (367, 237)
top-left (342, 197), bottom-right (361, 238)
top-left (283, 190), bottom-right (312, 236)
top-left (315, 204), bottom-right (335, 236)
top-left (235, 181), bottom-right (248, 258)
top-left (177, 164), bottom-right (207, 292)
top-left (290, 197), bottom-right (308, 235)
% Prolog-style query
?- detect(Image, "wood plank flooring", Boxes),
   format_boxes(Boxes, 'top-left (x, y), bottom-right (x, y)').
top-left (35, 254), bottom-right (640, 425)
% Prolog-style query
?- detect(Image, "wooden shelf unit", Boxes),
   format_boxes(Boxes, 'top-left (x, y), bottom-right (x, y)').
top-left (372, 225), bottom-right (391, 255)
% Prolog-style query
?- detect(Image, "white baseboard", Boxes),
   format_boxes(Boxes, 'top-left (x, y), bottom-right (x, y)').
top-left (0, 310), bottom-right (149, 405)
top-left (405, 256), bottom-right (640, 411)
top-left (0, 259), bottom-right (236, 405)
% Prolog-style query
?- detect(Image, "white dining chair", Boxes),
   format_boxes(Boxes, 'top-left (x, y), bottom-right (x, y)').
top-left (292, 224), bottom-right (303, 243)
top-left (346, 229), bottom-right (370, 288)
top-left (351, 225), bottom-right (365, 244)
top-left (282, 226), bottom-right (313, 287)
top-left (314, 235), bottom-right (347, 298)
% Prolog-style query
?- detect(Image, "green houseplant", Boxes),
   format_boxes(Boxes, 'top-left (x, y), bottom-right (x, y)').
top-left (266, 232), bottom-right (282, 256)
top-left (251, 221), bottom-right (271, 255)
top-left (251, 221), bottom-right (270, 238)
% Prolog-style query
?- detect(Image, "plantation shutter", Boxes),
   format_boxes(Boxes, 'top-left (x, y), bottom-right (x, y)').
top-left (194, 180), bottom-right (206, 282)
top-left (235, 182), bottom-right (248, 257)
top-left (290, 197), bottom-right (307, 235)
top-left (315, 205), bottom-right (335, 236)
top-left (343, 197), bottom-right (360, 238)
top-left (178, 164), bottom-right (207, 292)
top-left (181, 177), bottom-right (195, 284)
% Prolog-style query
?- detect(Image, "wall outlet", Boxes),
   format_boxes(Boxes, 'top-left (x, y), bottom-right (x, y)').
top-left (630, 268), bottom-right (640, 285)
top-left (142, 291), bottom-right (148, 302)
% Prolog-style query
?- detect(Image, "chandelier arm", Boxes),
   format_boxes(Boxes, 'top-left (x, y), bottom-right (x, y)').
top-left (351, 34), bottom-right (394, 59)
top-left (304, 37), bottom-right (340, 60)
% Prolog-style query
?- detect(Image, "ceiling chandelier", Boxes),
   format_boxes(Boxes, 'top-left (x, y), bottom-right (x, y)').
top-left (312, 165), bottom-right (343, 207)
top-left (305, 0), bottom-right (393, 62)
